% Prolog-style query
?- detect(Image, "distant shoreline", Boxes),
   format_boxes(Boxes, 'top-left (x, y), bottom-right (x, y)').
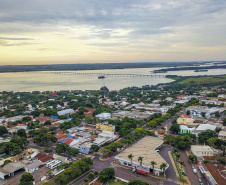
top-left (0, 61), bottom-right (225, 73)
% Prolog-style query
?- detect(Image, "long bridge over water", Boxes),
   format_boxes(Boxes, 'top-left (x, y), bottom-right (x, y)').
top-left (54, 72), bottom-right (166, 78)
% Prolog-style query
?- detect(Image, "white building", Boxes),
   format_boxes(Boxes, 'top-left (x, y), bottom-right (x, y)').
top-left (95, 112), bottom-right (111, 120)
top-left (57, 109), bottom-right (74, 116)
top-left (191, 145), bottom-right (213, 157)
top-left (186, 106), bottom-right (222, 118)
top-left (218, 131), bottom-right (226, 141)
top-left (115, 136), bottom-right (168, 175)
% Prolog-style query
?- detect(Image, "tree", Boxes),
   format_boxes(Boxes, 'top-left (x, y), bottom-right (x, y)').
top-left (84, 178), bottom-right (88, 182)
top-left (128, 154), bottom-right (134, 167)
top-left (186, 110), bottom-right (190, 115)
top-left (179, 161), bottom-right (185, 170)
top-left (90, 145), bottom-right (99, 153)
top-left (150, 161), bottom-right (157, 172)
top-left (201, 112), bottom-right (206, 118)
top-left (175, 152), bottom-right (180, 161)
top-left (198, 130), bottom-right (217, 144)
top-left (170, 123), bottom-right (180, 134)
top-left (3, 160), bottom-right (12, 166)
top-left (17, 129), bottom-right (27, 138)
top-left (19, 173), bottom-right (34, 185)
top-left (99, 148), bottom-right (111, 158)
top-left (44, 120), bottom-right (51, 126)
top-left (54, 174), bottom-right (67, 185)
top-left (0, 125), bottom-right (8, 136)
top-left (160, 162), bottom-right (167, 177)
top-left (223, 118), bottom-right (226, 126)
top-left (46, 169), bottom-right (54, 179)
top-left (189, 155), bottom-right (197, 164)
top-left (88, 172), bottom-right (95, 180)
top-left (215, 111), bottom-right (220, 118)
top-left (99, 167), bottom-right (115, 184)
top-left (128, 179), bottom-right (151, 185)
top-left (207, 137), bottom-right (217, 147)
top-left (43, 182), bottom-right (54, 185)
top-left (138, 156), bottom-right (144, 166)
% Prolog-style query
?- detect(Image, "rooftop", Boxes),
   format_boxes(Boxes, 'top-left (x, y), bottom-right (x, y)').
top-left (195, 124), bottom-right (216, 131)
top-left (115, 136), bottom-right (167, 171)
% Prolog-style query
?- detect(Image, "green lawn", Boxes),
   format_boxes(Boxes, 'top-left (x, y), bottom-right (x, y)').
top-left (108, 179), bottom-right (128, 185)
top-left (1, 154), bottom-right (12, 159)
top-left (178, 76), bottom-right (226, 84)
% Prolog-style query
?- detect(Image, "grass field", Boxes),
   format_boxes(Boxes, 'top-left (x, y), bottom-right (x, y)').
top-left (178, 76), bottom-right (226, 84)
top-left (108, 179), bottom-right (128, 185)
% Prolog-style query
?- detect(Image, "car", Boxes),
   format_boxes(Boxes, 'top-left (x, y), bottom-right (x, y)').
top-left (155, 149), bottom-right (160, 153)
top-left (91, 156), bottom-right (96, 159)
top-left (193, 168), bottom-right (197, 173)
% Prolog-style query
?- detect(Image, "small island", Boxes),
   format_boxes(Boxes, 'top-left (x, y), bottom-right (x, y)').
top-left (98, 76), bottom-right (106, 79)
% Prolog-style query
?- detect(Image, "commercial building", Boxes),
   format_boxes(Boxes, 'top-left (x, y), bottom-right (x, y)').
top-left (0, 162), bottom-right (26, 180)
top-left (191, 145), bottom-right (213, 157)
top-left (193, 124), bottom-right (216, 137)
top-left (115, 136), bottom-right (168, 175)
top-left (95, 112), bottom-right (111, 120)
top-left (57, 109), bottom-right (74, 116)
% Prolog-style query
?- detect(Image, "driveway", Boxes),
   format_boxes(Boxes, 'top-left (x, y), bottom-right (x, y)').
top-left (159, 145), bottom-right (179, 185)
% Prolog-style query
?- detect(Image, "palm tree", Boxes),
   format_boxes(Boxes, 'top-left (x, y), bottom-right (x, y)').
top-left (160, 162), bottom-right (167, 178)
top-left (128, 154), bottom-right (134, 167)
top-left (179, 161), bottom-right (185, 170)
top-left (150, 161), bottom-right (157, 173)
top-left (138, 156), bottom-right (144, 167)
top-left (179, 161), bottom-right (186, 185)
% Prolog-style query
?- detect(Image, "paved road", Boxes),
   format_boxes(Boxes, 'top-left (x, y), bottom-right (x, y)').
top-left (159, 146), bottom-right (179, 185)
top-left (178, 149), bottom-right (205, 185)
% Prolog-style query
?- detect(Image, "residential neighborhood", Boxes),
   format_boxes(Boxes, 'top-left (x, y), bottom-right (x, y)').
top-left (0, 82), bottom-right (225, 185)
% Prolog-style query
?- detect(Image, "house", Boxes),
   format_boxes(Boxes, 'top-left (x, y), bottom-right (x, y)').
top-left (191, 145), bottom-right (213, 157)
top-left (35, 153), bottom-right (53, 164)
top-left (25, 160), bottom-right (43, 173)
top-left (96, 122), bottom-right (115, 132)
top-left (218, 131), bottom-right (226, 141)
top-left (177, 117), bottom-right (196, 127)
top-left (179, 125), bottom-right (195, 134)
top-left (95, 113), bottom-right (111, 120)
top-left (78, 142), bottom-right (93, 154)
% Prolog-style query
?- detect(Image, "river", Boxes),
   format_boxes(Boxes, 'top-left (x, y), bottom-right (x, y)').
top-left (0, 68), bottom-right (225, 92)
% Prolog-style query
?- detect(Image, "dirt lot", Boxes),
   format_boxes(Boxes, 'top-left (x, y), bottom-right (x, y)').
top-left (4, 166), bottom-right (49, 185)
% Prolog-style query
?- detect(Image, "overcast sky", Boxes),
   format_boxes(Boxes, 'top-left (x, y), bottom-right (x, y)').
top-left (0, 0), bottom-right (226, 65)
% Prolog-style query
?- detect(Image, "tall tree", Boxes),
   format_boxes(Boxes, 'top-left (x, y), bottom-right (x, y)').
top-left (160, 162), bottom-right (167, 177)
top-left (0, 125), bottom-right (8, 137)
top-left (128, 154), bottom-right (134, 167)
top-left (138, 156), bottom-right (144, 167)
top-left (150, 161), bottom-right (157, 172)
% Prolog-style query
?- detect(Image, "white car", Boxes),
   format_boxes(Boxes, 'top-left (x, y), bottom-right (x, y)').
top-left (155, 150), bottom-right (160, 153)
top-left (193, 168), bottom-right (197, 173)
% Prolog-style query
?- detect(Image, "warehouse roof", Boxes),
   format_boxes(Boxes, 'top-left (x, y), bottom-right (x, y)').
top-left (115, 136), bottom-right (168, 171)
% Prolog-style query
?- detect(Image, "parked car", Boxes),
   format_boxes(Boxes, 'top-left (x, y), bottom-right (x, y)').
top-left (155, 149), bottom-right (160, 153)
top-left (199, 178), bottom-right (202, 182)
top-left (193, 168), bottom-right (197, 173)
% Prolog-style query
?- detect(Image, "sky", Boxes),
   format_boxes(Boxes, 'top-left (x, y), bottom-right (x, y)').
top-left (0, 0), bottom-right (226, 65)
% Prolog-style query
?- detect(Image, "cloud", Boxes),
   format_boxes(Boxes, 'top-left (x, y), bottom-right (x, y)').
top-left (0, 37), bottom-right (34, 40)
top-left (0, 0), bottom-right (226, 63)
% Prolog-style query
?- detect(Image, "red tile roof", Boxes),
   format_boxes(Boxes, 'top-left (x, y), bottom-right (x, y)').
top-left (63, 139), bottom-right (73, 145)
top-left (36, 153), bottom-right (53, 163)
top-left (37, 117), bottom-right (48, 121)
top-left (56, 134), bottom-right (68, 140)
top-left (205, 163), bottom-right (225, 185)
top-left (181, 114), bottom-right (192, 118)
top-left (17, 124), bottom-right (26, 126)
top-left (51, 93), bottom-right (58, 96)
top-left (90, 135), bottom-right (98, 140)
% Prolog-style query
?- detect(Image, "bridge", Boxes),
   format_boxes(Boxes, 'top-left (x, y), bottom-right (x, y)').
top-left (54, 72), bottom-right (166, 78)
